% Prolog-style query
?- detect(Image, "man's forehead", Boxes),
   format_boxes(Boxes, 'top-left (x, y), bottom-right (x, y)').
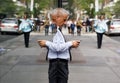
top-left (51, 14), bottom-right (68, 18)
top-left (50, 8), bottom-right (69, 18)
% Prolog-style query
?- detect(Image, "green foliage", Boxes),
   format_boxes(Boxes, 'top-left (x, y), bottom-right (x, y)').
top-left (33, 0), bottom-right (50, 17)
top-left (74, 0), bottom-right (94, 9)
top-left (113, 0), bottom-right (120, 17)
top-left (34, 0), bottom-right (50, 10)
top-left (74, 0), bottom-right (95, 17)
top-left (0, 0), bottom-right (17, 14)
top-left (101, 7), bottom-right (112, 18)
top-left (17, 6), bottom-right (27, 17)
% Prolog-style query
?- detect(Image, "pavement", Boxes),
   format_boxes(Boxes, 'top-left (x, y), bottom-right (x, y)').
top-left (0, 28), bottom-right (120, 83)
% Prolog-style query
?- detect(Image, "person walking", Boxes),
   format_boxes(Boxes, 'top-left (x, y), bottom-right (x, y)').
top-left (106, 17), bottom-right (112, 32)
top-left (70, 19), bottom-right (76, 35)
top-left (86, 18), bottom-right (91, 32)
top-left (76, 19), bottom-right (83, 36)
top-left (94, 15), bottom-right (108, 49)
top-left (82, 21), bottom-right (87, 33)
top-left (19, 13), bottom-right (33, 48)
top-left (44, 18), bottom-right (50, 36)
top-left (35, 17), bottom-right (40, 32)
top-left (66, 19), bottom-right (72, 34)
top-left (38, 8), bottom-right (80, 83)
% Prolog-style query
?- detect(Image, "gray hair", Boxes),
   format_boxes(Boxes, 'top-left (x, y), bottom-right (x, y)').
top-left (50, 8), bottom-right (69, 18)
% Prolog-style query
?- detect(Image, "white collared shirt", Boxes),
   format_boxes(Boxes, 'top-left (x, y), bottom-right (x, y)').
top-left (46, 28), bottom-right (72, 60)
top-left (94, 19), bottom-right (108, 33)
top-left (19, 19), bottom-right (33, 32)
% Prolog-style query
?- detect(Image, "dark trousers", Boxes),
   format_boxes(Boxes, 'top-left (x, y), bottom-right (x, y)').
top-left (49, 59), bottom-right (69, 83)
top-left (71, 28), bottom-right (74, 35)
top-left (77, 26), bottom-right (81, 36)
top-left (68, 27), bottom-right (71, 33)
top-left (97, 32), bottom-right (104, 48)
top-left (23, 32), bottom-right (30, 48)
top-left (45, 25), bottom-right (49, 36)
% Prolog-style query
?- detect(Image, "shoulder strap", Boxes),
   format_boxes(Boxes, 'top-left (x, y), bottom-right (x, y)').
top-left (46, 46), bottom-right (49, 61)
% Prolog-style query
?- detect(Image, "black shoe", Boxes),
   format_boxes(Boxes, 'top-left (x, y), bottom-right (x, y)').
top-left (25, 46), bottom-right (29, 48)
top-left (98, 47), bottom-right (101, 49)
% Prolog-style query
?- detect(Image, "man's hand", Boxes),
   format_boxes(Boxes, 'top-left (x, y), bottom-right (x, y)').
top-left (18, 30), bottom-right (22, 33)
top-left (72, 40), bottom-right (80, 48)
top-left (37, 40), bottom-right (46, 47)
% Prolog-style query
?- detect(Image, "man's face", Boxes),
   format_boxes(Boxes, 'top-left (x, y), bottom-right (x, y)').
top-left (51, 14), bottom-right (68, 27)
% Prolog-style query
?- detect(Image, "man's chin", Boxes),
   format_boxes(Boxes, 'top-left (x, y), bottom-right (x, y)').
top-left (56, 24), bottom-right (64, 27)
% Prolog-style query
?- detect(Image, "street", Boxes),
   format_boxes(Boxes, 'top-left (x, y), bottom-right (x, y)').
top-left (0, 30), bottom-right (120, 83)
top-left (0, 33), bottom-right (20, 43)
top-left (0, 0), bottom-right (120, 82)
top-left (0, 31), bottom-right (120, 43)
top-left (108, 34), bottom-right (120, 42)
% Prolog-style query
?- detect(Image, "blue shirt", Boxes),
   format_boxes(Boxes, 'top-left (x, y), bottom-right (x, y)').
top-left (46, 28), bottom-right (72, 60)
top-left (19, 19), bottom-right (33, 32)
top-left (94, 19), bottom-right (108, 33)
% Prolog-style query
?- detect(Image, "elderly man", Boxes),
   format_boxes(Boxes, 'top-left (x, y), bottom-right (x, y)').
top-left (38, 8), bottom-right (80, 83)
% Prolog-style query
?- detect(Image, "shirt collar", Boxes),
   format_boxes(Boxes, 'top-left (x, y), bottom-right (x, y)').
top-left (53, 27), bottom-right (65, 43)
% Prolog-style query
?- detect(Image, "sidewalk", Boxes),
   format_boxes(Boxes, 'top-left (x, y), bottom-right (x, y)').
top-left (0, 28), bottom-right (120, 83)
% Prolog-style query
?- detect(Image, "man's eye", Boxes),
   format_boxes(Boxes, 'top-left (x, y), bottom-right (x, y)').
top-left (52, 19), bottom-right (55, 21)
top-left (64, 19), bottom-right (66, 21)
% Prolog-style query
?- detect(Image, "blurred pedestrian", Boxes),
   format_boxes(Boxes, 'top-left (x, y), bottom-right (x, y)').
top-left (19, 12), bottom-right (33, 48)
top-left (94, 15), bottom-right (108, 49)
top-left (90, 20), bottom-right (95, 32)
top-left (86, 18), bottom-right (91, 32)
top-left (17, 16), bottom-right (22, 26)
top-left (82, 21), bottom-right (86, 33)
top-left (38, 8), bottom-right (80, 83)
top-left (66, 19), bottom-right (72, 34)
top-left (106, 17), bottom-right (112, 32)
top-left (44, 18), bottom-right (50, 36)
top-left (76, 19), bottom-right (83, 36)
top-left (70, 19), bottom-right (76, 35)
top-left (51, 23), bottom-right (57, 34)
top-left (35, 17), bottom-right (40, 32)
